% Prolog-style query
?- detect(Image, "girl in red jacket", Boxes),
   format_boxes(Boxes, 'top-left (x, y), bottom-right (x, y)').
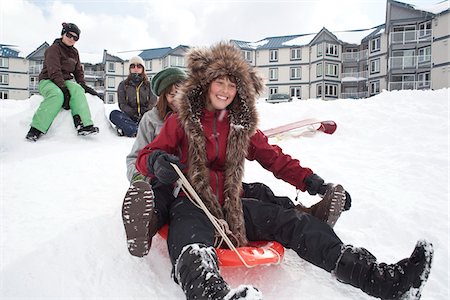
top-left (135, 42), bottom-right (432, 300)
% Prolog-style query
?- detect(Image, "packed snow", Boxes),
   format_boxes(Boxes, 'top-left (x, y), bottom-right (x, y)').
top-left (0, 89), bottom-right (448, 299)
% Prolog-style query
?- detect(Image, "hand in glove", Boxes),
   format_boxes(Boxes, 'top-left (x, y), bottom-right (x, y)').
top-left (304, 173), bottom-right (328, 195)
top-left (147, 150), bottom-right (185, 184)
top-left (80, 83), bottom-right (99, 96)
top-left (61, 87), bottom-right (71, 110)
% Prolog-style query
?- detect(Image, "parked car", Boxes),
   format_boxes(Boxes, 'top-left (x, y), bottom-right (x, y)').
top-left (266, 93), bottom-right (292, 103)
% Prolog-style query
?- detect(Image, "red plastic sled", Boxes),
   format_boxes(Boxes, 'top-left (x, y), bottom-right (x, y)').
top-left (158, 224), bottom-right (285, 267)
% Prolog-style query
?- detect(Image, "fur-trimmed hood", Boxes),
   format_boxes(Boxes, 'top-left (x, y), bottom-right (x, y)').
top-left (175, 41), bottom-right (264, 246)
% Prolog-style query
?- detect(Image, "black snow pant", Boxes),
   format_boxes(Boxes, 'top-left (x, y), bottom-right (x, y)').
top-left (167, 196), bottom-right (343, 273)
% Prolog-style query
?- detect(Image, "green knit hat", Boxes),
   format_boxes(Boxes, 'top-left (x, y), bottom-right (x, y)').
top-left (151, 67), bottom-right (187, 96)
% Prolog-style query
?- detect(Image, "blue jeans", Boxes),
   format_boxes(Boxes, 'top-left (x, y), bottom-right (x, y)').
top-left (109, 110), bottom-right (138, 137)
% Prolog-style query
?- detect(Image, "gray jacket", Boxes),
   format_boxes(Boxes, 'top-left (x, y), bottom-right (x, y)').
top-left (126, 108), bottom-right (164, 182)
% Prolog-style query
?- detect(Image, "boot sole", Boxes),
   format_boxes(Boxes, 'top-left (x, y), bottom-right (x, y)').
top-left (323, 184), bottom-right (346, 227)
top-left (122, 180), bottom-right (155, 257)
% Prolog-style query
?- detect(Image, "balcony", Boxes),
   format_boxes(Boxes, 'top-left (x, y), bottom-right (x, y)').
top-left (28, 65), bottom-right (43, 75)
top-left (389, 81), bottom-right (431, 91)
top-left (389, 56), bottom-right (432, 70)
top-left (342, 50), bottom-right (368, 62)
top-left (390, 30), bottom-right (432, 44)
top-left (341, 91), bottom-right (368, 99)
top-left (341, 71), bottom-right (368, 82)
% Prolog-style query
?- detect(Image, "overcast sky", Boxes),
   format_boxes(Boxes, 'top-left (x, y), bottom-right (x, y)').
top-left (0, 0), bottom-right (439, 62)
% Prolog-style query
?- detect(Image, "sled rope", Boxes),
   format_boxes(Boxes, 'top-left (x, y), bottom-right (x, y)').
top-left (170, 163), bottom-right (255, 268)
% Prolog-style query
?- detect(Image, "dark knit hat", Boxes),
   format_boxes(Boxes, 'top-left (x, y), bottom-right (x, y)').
top-left (151, 67), bottom-right (187, 96)
top-left (61, 22), bottom-right (80, 37)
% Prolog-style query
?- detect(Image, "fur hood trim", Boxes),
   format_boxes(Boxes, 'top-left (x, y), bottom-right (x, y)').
top-left (176, 41), bottom-right (264, 246)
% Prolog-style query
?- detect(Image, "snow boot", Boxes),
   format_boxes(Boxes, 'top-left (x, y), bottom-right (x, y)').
top-left (297, 184), bottom-right (346, 227)
top-left (121, 180), bottom-right (157, 257)
top-left (73, 114), bottom-right (99, 136)
top-left (175, 243), bottom-right (262, 300)
top-left (25, 126), bottom-right (43, 142)
top-left (334, 240), bottom-right (433, 299)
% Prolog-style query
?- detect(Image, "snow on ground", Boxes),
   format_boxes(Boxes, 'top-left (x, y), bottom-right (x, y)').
top-left (0, 89), bottom-right (449, 299)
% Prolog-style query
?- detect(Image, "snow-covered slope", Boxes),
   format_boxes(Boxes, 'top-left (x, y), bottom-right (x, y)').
top-left (1, 89), bottom-right (448, 299)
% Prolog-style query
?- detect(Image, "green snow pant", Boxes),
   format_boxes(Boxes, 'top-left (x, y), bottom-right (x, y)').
top-left (31, 80), bottom-right (94, 133)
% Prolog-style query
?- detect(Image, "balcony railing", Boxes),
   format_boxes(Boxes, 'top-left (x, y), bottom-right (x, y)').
top-left (389, 81), bottom-right (431, 91)
top-left (389, 56), bottom-right (432, 70)
top-left (341, 71), bottom-right (368, 81)
top-left (84, 70), bottom-right (105, 78)
top-left (28, 65), bottom-right (43, 75)
top-left (29, 84), bottom-right (39, 91)
top-left (342, 50), bottom-right (369, 62)
top-left (341, 91), bottom-right (368, 99)
top-left (390, 30), bottom-right (432, 44)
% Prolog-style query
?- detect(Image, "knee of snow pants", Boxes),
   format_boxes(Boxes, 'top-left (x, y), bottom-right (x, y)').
top-left (242, 198), bottom-right (343, 272)
top-left (150, 179), bottom-right (177, 230)
top-left (32, 80), bottom-right (65, 133)
top-left (109, 110), bottom-right (138, 137)
top-left (65, 81), bottom-right (93, 127)
top-left (242, 182), bottom-right (295, 209)
top-left (167, 197), bottom-right (215, 265)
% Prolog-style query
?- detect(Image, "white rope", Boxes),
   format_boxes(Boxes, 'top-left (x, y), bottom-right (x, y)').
top-left (170, 163), bottom-right (255, 268)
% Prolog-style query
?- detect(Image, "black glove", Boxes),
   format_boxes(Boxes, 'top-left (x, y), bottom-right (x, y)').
top-left (344, 190), bottom-right (352, 211)
top-left (61, 87), bottom-right (71, 110)
top-left (147, 150), bottom-right (185, 184)
top-left (80, 83), bottom-right (98, 96)
top-left (304, 173), bottom-right (327, 196)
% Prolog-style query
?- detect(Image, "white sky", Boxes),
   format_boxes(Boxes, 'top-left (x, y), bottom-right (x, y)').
top-left (0, 0), bottom-right (441, 62)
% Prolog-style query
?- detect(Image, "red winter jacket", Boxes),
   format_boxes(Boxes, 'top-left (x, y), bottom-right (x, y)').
top-left (136, 109), bottom-right (313, 205)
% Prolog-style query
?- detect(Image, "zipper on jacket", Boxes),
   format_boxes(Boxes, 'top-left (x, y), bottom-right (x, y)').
top-left (136, 81), bottom-right (143, 117)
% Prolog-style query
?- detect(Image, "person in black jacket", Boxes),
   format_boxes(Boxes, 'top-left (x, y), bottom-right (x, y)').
top-left (109, 56), bottom-right (157, 137)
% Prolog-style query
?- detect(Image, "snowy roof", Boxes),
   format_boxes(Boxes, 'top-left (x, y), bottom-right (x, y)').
top-left (139, 47), bottom-right (172, 60)
top-left (255, 35), bottom-right (313, 49)
top-left (0, 45), bottom-right (20, 57)
top-left (231, 40), bottom-right (255, 50)
top-left (415, 1), bottom-right (449, 15)
top-left (282, 34), bottom-right (316, 47)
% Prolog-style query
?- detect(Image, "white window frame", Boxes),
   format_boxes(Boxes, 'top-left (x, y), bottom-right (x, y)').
top-left (325, 63), bottom-right (338, 77)
top-left (269, 68), bottom-right (278, 81)
top-left (269, 50), bottom-right (278, 62)
top-left (417, 72), bottom-right (431, 87)
top-left (317, 84), bottom-right (322, 96)
top-left (290, 67), bottom-right (301, 79)
top-left (370, 37), bottom-right (381, 52)
top-left (145, 60), bottom-right (152, 71)
top-left (317, 43), bottom-right (323, 57)
top-left (290, 86), bottom-right (301, 98)
top-left (290, 48), bottom-right (301, 60)
top-left (325, 84), bottom-right (338, 97)
top-left (370, 58), bottom-right (380, 74)
top-left (418, 47), bottom-right (431, 63)
top-left (0, 74), bottom-right (9, 84)
top-left (243, 50), bottom-right (252, 62)
top-left (269, 87), bottom-right (278, 95)
top-left (369, 80), bottom-right (380, 95)
top-left (0, 57), bottom-right (9, 68)
top-left (0, 90), bottom-right (8, 99)
top-left (418, 21), bottom-right (431, 37)
top-left (170, 56), bottom-right (184, 67)
top-left (107, 77), bottom-right (115, 88)
top-left (316, 63), bottom-right (323, 77)
top-left (108, 62), bottom-right (115, 72)
top-left (107, 93), bottom-right (114, 104)
top-left (325, 43), bottom-right (338, 57)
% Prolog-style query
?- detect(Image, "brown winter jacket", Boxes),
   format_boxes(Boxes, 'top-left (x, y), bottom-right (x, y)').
top-left (117, 78), bottom-right (157, 122)
top-left (38, 38), bottom-right (85, 89)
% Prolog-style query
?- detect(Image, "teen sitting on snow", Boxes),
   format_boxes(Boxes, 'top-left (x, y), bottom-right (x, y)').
top-left (133, 42), bottom-right (433, 300)
top-left (109, 56), bottom-right (157, 137)
top-left (122, 68), bottom-right (351, 257)
top-left (26, 22), bottom-right (100, 141)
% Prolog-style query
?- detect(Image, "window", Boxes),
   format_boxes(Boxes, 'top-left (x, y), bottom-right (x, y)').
top-left (269, 87), bottom-right (278, 94)
top-left (325, 63), bottom-right (338, 77)
top-left (317, 84), bottom-right (322, 96)
top-left (325, 84), bottom-right (338, 97)
top-left (269, 50), bottom-right (278, 62)
top-left (170, 56), bottom-right (184, 67)
top-left (418, 21), bottom-right (431, 37)
top-left (107, 93), bottom-right (114, 104)
top-left (145, 60), bottom-right (152, 71)
top-left (269, 68), bottom-right (278, 81)
top-left (369, 81), bottom-right (380, 95)
top-left (290, 86), bottom-right (301, 98)
top-left (316, 63), bottom-right (323, 77)
top-left (290, 67), bottom-right (301, 79)
top-left (243, 50), bottom-right (252, 62)
top-left (370, 37), bottom-right (381, 52)
top-left (107, 77), bottom-right (115, 88)
top-left (418, 47), bottom-right (431, 63)
top-left (0, 90), bottom-right (8, 99)
top-left (108, 62), bottom-right (115, 72)
top-left (0, 57), bottom-right (9, 68)
top-left (370, 59), bottom-right (380, 74)
top-left (325, 43), bottom-right (338, 56)
top-left (317, 43), bottom-right (323, 57)
top-left (290, 48), bottom-right (301, 60)
top-left (0, 74), bottom-right (9, 84)
top-left (417, 72), bottom-right (430, 87)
